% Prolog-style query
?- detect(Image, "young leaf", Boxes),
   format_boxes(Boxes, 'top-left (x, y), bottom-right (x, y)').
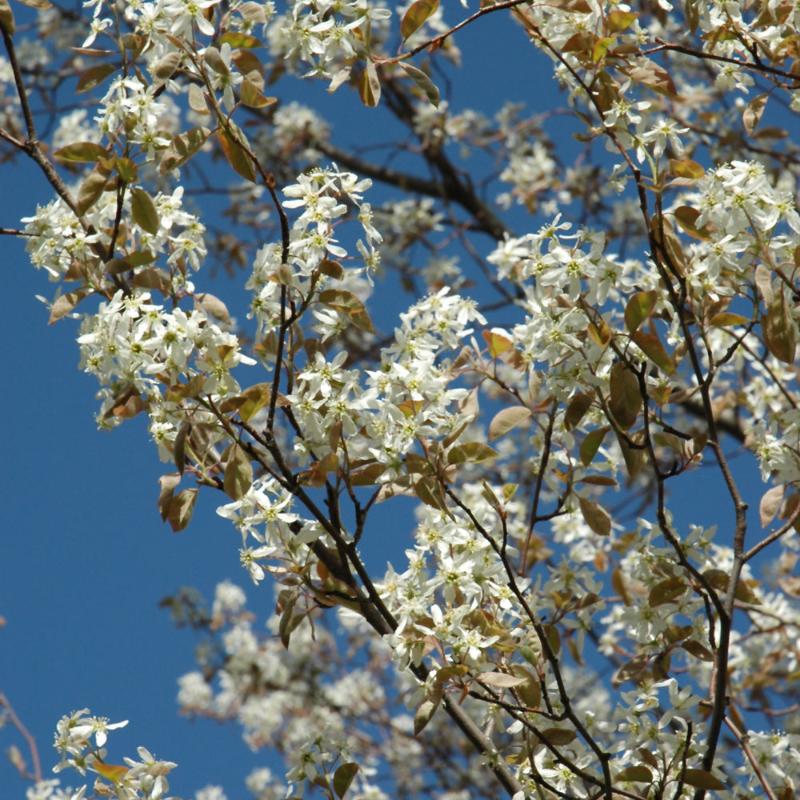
top-left (217, 128), bottom-right (256, 183)
top-left (488, 406), bottom-right (532, 440)
top-left (578, 496), bottom-right (611, 535)
top-left (318, 289), bottom-right (375, 332)
top-left (632, 330), bottom-right (676, 375)
top-left (648, 576), bottom-right (686, 606)
top-left (763, 289), bottom-right (796, 364)
top-left (333, 763), bottom-right (359, 798)
top-left (130, 188), bottom-right (160, 235)
top-left (157, 473), bottom-right (181, 521)
top-left (608, 363), bottom-right (641, 429)
top-left (478, 671), bottom-right (528, 688)
top-left (240, 78), bottom-right (276, 109)
top-left (48, 289), bottom-right (90, 324)
top-left (448, 442), bottom-right (497, 464)
top-left (615, 766), bottom-right (652, 783)
top-left (564, 392), bottom-right (593, 431)
top-left (580, 426), bottom-right (609, 466)
top-left (682, 770), bottom-right (726, 791)
top-left (399, 62), bottom-right (440, 107)
top-left (76, 166), bottom-right (110, 215)
top-left (743, 94), bottom-right (768, 135)
top-left (152, 51), bottom-right (182, 81)
top-left (759, 484), bottom-right (784, 528)
top-left (358, 61), bottom-right (381, 108)
top-left (166, 488), bottom-right (198, 532)
top-left (624, 290), bottom-right (657, 333)
top-left (668, 158), bottom-right (704, 180)
top-left (401, 0), bottom-right (439, 40)
top-left (224, 444), bottom-right (253, 500)
top-left (413, 698), bottom-right (438, 735)
top-left (54, 142), bottom-right (109, 163)
top-left (77, 63), bottom-right (116, 93)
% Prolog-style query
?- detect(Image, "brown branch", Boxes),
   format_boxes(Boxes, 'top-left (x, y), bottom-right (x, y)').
top-left (643, 40), bottom-right (800, 85)
top-left (381, 0), bottom-right (536, 65)
top-left (723, 716), bottom-right (778, 800)
top-left (0, 692), bottom-right (43, 783)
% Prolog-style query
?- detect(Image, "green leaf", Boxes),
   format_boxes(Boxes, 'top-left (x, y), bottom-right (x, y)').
top-left (564, 392), bottom-right (593, 431)
top-left (669, 158), bottom-right (704, 180)
top-left (218, 31), bottom-right (261, 48)
top-left (130, 188), bottom-right (160, 235)
top-left (648, 576), bottom-right (686, 606)
top-left (54, 141), bottom-right (109, 163)
top-left (203, 46), bottom-right (229, 76)
top-left (413, 698), bottom-right (438, 735)
top-left (763, 289), bottom-right (796, 364)
top-left (160, 127), bottom-right (211, 174)
top-left (538, 728), bottom-right (576, 746)
top-left (414, 476), bottom-right (448, 512)
top-left (399, 62), bottom-right (440, 107)
top-left (578, 496), bottom-right (611, 536)
top-left (448, 442), bottom-right (497, 464)
top-left (681, 640), bottom-right (713, 661)
top-left (76, 166), bottom-right (110, 215)
top-left (632, 330), bottom-right (676, 375)
top-left (682, 770), bottom-right (726, 791)
top-left (615, 766), bottom-right (653, 783)
top-left (217, 127), bottom-right (256, 183)
top-left (224, 444), bottom-right (253, 500)
top-left (77, 63), bottom-right (116, 93)
top-left (239, 383), bottom-right (271, 422)
top-left (709, 312), bottom-right (749, 328)
top-left (482, 328), bottom-right (514, 357)
top-left (624, 290), bottom-right (658, 333)
top-left (333, 763), bottom-right (359, 798)
top-left (240, 78), bottom-right (276, 109)
top-left (401, 0), bottom-right (439, 40)
top-left (673, 206), bottom-right (710, 240)
top-left (607, 9), bottom-right (637, 31)
top-left (608, 363), bottom-right (641, 429)
top-left (113, 157), bottom-right (138, 184)
top-left (318, 289), bottom-right (374, 332)
top-left (488, 406), bottom-right (532, 440)
top-left (580, 426), bottom-right (609, 466)
top-left (152, 51), bottom-right (182, 81)
top-left (592, 36), bottom-right (614, 63)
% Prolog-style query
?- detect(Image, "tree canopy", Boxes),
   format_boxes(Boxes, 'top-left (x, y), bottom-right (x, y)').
top-left (2, 0), bottom-right (800, 798)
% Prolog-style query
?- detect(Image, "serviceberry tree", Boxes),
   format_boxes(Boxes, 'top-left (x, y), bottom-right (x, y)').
top-left (1, 0), bottom-right (800, 798)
